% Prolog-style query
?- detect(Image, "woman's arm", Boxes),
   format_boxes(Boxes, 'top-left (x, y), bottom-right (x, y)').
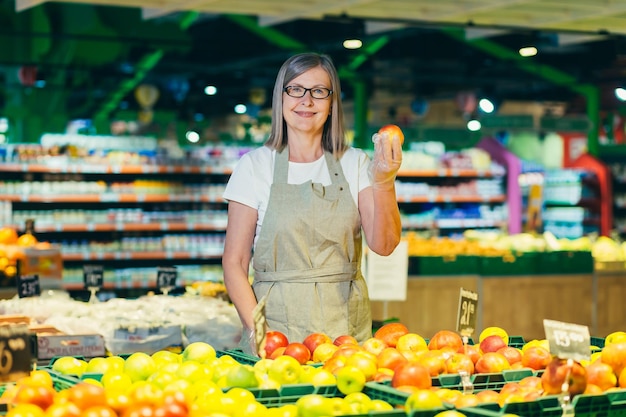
top-left (359, 135), bottom-right (403, 256)
top-left (222, 201), bottom-right (258, 330)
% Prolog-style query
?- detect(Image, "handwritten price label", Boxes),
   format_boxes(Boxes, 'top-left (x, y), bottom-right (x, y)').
top-left (543, 319), bottom-right (590, 362)
top-left (156, 266), bottom-right (178, 289)
top-left (457, 288), bottom-right (478, 338)
top-left (17, 274), bottom-right (40, 298)
top-left (0, 324), bottom-right (32, 382)
top-left (83, 265), bottom-right (104, 289)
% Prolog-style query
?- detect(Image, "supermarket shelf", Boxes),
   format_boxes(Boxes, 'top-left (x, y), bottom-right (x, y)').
top-left (62, 251), bottom-right (223, 261)
top-left (398, 168), bottom-right (505, 177)
top-left (397, 195), bottom-right (506, 203)
top-left (403, 219), bottom-right (507, 229)
top-left (0, 194), bottom-right (225, 203)
top-left (7, 222), bottom-right (227, 233)
top-left (0, 163), bottom-right (233, 175)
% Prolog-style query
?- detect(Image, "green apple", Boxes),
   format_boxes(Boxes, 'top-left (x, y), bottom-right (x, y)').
top-left (100, 370), bottom-right (133, 391)
top-left (106, 356), bottom-right (126, 372)
top-left (176, 360), bottom-right (212, 383)
top-left (267, 404), bottom-right (298, 417)
top-left (52, 356), bottom-right (88, 376)
top-left (232, 401), bottom-right (268, 417)
top-left (152, 349), bottom-right (182, 367)
top-left (253, 358), bottom-right (274, 375)
top-left (225, 364), bottom-right (260, 389)
top-left (406, 389), bottom-right (445, 411)
top-left (124, 352), bottom-right (157, 382)
top-left (182, 341), bottom-right (217, 364)
top-left (147, 369), bottom-right (178, 389)
top-left (268, 355), bottom-right (302, 386)
top-left (85, 357), bottom-right (111, 374)
top-left (343, 392), bottom-right (373, 414)
top-left (302, 367), bottom-right (336, 386)
top-left (296, 394), bottom-right (335, 417)
top-left (370, 399), bottom-right (394, 411)
top-left (335, 365), bottom-right (366, 395)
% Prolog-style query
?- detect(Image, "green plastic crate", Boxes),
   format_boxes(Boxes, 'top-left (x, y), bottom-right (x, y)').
top-left (507, 336), bottom-right (526, 349)
top-left (411, 255), bottom-right (481, 276)
top-left (480, 252), bottom-right (538, 276)
top-left (607, 389), bottom-right (626, 417)
top-left (572, 393), bottom-right (612, 417)
top-left (537, 251), bottom-right (594, 274)
top-left (216, 349), bottom-right (259, 366)
top-left (431, 369), bottom-right (534, 393)
top-left (500, 395), bottom-right (563, 417)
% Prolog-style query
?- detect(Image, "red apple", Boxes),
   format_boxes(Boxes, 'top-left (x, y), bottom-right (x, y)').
top-left (377, 347), bottom-right (408, 372)
top-left (475, 352), bottom-right (511, 374)
top-left (496, 346), bottom-right (523, 365)
top-left (428, 330), bottom-right (463, 352)
top-left (283, 342), bottom-right (311, 365)
top-left (391, 362), bottom-right (432, 389)
top-left (458, 344), bottom-right (481, 364)
top-left (541, 357), bottom-right (587, 396)
top-left (417, 350), bottom-right (447, 376)
top-left (479, 335), bottom-right (507, 354)
top-left (373, 322), bottom-right (409, 348)
top-left (378, 124), bottom-right (405, 145)
top-left (444, 352), bottom-right (475, 375)
top-left (333, 335), bottom-right (359, 347)
top-left (362, 337), bottom-right (387, 356)
top-left (585, 360), bottom-right (617, 391)
top-left (601, 341), bottom-right (626, 376)
top-left (521, 346), bottom-right (552, 370)
top-left (302, 332), bottom-right (332, 356)
top-left (263, 330), bottom-right (289, 359)
top-left (270, 346), bottom-right (286, 359)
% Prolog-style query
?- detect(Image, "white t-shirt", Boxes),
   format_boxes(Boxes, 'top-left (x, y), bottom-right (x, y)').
top-left (223, 146), bottom-right (372, 247)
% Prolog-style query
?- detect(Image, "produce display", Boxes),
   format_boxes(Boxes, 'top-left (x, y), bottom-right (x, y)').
top-left (2, 323), bottom-right (626, 417)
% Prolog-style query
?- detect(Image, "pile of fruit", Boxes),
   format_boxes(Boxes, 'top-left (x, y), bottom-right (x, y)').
top-left (0, 226), bottom-right (46, 280)
top-left (3, 324), bottom-right (626, 417)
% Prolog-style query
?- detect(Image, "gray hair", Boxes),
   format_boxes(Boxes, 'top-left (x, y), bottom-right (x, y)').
top-left (265, 52), bottom-right (348, 157)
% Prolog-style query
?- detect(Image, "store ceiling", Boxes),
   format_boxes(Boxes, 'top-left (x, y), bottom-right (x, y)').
top-left (5, 0), bottom-right (626, 126)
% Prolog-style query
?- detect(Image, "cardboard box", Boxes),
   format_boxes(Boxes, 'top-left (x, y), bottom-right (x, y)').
top-left (36, 333), bottom-right (106, 360)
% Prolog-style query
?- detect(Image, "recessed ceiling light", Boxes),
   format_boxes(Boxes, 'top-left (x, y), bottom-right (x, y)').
top-left (519, 46), bottom-right (538, 57)
top-left (204, 85), bottom-right (217, 95)
top-left (615, 87), bottom-right (626, 101)
top-left (234, 104), bottom-right (247, 114)
top-left (467, 119), bottom-right (482, 131)
top-left (343, 39), bottom-right (363, 49)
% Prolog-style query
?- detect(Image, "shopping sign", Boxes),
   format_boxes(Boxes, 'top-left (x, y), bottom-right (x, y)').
top-left (457, 288), bottom-right (478, 338)
top-left (16, 274), bottom-right (40, 298)
top-left (156, 266), bottom-right (178, 290)
top-left (543, 319), bottom-right (590, 362)
top-left (0, 324), bottom-right (32, 382)
top-left (83, 264), bottom-right (104, 289)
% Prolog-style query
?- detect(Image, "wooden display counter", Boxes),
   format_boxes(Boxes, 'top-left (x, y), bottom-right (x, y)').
top-left (371, 271), bottom-right (622, 341)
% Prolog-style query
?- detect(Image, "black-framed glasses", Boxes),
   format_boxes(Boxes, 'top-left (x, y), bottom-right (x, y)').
top-left (283, 86), bottom-right (333, 99)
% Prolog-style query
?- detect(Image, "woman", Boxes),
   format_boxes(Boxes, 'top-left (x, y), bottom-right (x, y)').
top-left (222, 52), bottom-right (402, 354)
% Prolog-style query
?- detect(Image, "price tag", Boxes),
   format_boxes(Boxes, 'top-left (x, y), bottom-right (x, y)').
top-left (156, 266), bottom-right (178, 290)
top-left (543, 319), bottom-right (590, 362)
top-left (0, 324), bottom-right (32, 382)
top-left (253, 294), bottom-right (268, 357)
top-left (83, 265), bottom-right (104, 289)
top-left (456, 288), bottom-right (478, 338)
top-left (17, 274), bottom-right (40, 298)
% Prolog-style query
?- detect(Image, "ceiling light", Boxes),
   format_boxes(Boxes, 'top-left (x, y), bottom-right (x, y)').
top-left (615, 87), bottom-right (626, 101)
top-left (467, 119), bottom-right (482, 131)
top-left (234, 104), bottom-right (247, 114)
top-left (204, 85), bottom-right (217, 95)
top-left (478, 98), bottom-right (495, 114)
top-left (185, 130), bottom-right (200, 143)
top-left (519, 46), bottom-right (538, 57)
top-left (343, 39), bottom-right (363, 49)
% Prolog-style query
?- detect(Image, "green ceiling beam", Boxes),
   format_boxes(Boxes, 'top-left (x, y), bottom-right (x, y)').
top-left (225, 14), bottom-right (308, 51)
top-left (443, 27), bottom-right (600, 155)
top-left (93, 11), bottom-right (198, 123)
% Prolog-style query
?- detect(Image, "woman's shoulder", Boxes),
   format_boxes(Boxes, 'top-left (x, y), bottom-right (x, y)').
top-left (240, 145), bottom-right (274, 163)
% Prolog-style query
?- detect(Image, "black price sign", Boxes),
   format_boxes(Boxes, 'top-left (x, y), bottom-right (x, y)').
top-left (543, 319), bottom-right (590, 362)
top-left (0, 324), bottom-right (32, 383)
top-left (17, 274), bottom-right (40, 298)
top-left (457, 288), bottom-right (478, 337)
top-left (83, 265), bottom-right (104, 289)
top-left (156, 266), bottom-right (178, 289)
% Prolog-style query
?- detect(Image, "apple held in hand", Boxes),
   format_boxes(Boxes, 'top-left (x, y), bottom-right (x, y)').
top-left (378, 124), bottom-right (405, 146)
top-left (541, 357), bottom-right (587, 396)
top-left (302, 332), bottom-right (332, 356)
top-left (263, 330), bottom-right (289, 359)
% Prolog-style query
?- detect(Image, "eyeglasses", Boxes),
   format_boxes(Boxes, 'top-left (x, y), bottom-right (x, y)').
top-left (283, 86), bottom-right (333, 99)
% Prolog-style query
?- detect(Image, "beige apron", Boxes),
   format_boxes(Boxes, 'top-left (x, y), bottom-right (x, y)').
top-left (252, 148), bottom-right (372, 344)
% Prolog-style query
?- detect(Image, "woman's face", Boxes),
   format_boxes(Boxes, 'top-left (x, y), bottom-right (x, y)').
top-left (282, 66), bottom-right (332, 138)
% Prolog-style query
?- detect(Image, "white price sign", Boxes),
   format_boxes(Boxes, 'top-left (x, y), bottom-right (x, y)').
top-left (543, 319), bottom-right (590, 362)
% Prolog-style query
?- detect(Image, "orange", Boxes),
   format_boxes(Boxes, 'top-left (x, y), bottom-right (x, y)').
top-left (0, 227), bottom-right (18, 244)
top-left (16, 234), bottom-right (38, 247)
